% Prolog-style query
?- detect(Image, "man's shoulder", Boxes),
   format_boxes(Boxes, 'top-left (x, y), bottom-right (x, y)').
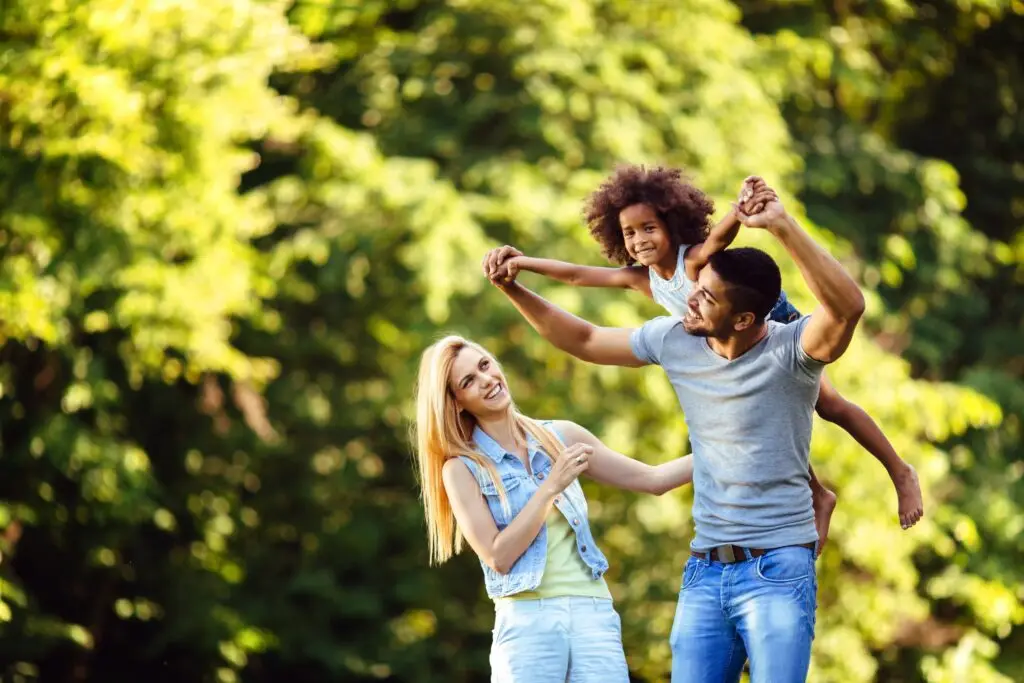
top-left (765, 317), bottom-right (808, 344)
top-left (640, 316), bottom-right (691, 345)
top-left (762, 316), bottom-right (825, 380)
top-left (639, 315), bottom-right (703, 361)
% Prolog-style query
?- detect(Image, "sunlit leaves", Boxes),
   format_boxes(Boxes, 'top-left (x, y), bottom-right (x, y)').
top-left (0, 1), bottom-right (1020, 682)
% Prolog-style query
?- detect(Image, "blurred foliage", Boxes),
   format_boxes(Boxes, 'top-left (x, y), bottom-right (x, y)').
top-left (0, 1), bottom-right (1020, 682)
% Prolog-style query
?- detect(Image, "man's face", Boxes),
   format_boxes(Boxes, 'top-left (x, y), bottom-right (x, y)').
top-left (683, 265), bottom-right (751, 338)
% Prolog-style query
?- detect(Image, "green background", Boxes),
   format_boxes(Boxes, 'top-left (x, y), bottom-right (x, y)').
top-left (0, 1), bottom-right (1021, 681)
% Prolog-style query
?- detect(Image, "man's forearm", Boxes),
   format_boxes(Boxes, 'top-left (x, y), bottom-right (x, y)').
top-left (498, 282), bottom-right (596, 358)
top-left (770, 216), bottom-right (865, 319)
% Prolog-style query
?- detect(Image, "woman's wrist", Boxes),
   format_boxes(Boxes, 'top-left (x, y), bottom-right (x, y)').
top-left (537, 481), bottom-right (561, 500)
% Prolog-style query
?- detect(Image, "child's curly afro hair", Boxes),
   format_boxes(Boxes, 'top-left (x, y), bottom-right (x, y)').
top-left (584, 164), bottom-right (714, 265)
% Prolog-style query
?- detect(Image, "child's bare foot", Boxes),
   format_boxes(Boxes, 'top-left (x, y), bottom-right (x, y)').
top-left (894, 463), bottom-right (924, 529)
top-left (812, 488), bottom-right (837, 557)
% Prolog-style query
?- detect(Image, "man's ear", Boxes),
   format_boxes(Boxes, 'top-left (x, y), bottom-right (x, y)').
top-left (732, 311), bottom-right (758, 332)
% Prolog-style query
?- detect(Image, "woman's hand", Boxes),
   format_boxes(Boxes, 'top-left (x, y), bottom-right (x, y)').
top-left (549, 420), bottom-right (694, 495)
top-left (542, 443), bottom-right (591, 494)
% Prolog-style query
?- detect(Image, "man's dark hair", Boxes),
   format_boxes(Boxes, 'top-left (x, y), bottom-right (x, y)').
top-left (583, 164), bottom-right (713, 265)
top-left (707, 248), bottom-right (782, 320)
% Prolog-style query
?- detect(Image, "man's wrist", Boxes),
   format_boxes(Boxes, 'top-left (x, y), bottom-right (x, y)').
top-left (767, 213), bottom-right (800, 238)
top-left (494, 279), bottom-right (523, 294)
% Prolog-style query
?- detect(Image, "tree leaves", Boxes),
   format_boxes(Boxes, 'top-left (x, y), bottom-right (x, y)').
top-left (0, 1), bottom-right (1020, 682)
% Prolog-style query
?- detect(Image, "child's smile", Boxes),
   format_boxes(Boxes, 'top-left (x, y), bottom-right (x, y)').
top-left (619, 203), bottom-right (675, 274)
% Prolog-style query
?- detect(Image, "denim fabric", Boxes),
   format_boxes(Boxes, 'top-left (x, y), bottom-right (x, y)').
top-left (490, 596), bottom-right (629, 682)
top-left (768, 289), bottom-right (802, 323)
top-left (669, 545), bottom-right (818, 682)
top-left (460, 422), bottom-right (609, 599)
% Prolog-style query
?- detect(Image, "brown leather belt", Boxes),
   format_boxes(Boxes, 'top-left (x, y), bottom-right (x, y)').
top-left (690, 541), bottom-right (816, 564)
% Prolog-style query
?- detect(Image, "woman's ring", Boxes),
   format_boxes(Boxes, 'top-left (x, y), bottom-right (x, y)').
top-left (576, 456), bottom-right (584, 465)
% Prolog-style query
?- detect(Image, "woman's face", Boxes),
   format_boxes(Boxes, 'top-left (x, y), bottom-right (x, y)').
top-left (448, 346), bottom-right (511, 418)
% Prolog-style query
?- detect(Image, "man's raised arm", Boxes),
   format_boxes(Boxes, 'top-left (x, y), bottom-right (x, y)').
top-left (737, 200), bottom-right (866, 363)
top-left (483, 246), bottom-right (646, 368)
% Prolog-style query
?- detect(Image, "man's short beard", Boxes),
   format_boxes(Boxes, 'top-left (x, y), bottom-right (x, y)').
top-left (682, 318), bottom-right (711, 337)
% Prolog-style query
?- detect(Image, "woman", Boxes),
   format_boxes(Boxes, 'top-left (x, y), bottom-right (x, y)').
top-left (413, 335), bottom-right (694, 682)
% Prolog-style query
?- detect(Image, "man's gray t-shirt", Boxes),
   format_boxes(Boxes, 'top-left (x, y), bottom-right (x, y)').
top-left (630, 316), bottom-right (826, 551)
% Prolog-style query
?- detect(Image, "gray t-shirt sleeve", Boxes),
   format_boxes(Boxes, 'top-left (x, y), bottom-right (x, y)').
top-left (629, 316), bottom-right (679, 366)
top-left (771, 316), bottom-right (827, 383)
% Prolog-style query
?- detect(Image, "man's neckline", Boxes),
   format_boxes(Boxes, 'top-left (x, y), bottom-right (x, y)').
top-left (701, 324), bottom-right (772, 362)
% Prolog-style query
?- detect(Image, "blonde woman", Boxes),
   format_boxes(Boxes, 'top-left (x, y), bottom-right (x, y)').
top-left (414, 335), bottom-right (694, 682)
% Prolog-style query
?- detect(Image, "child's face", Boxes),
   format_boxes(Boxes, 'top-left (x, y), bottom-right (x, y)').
top-left (619, 203), bottom-right (673, 267)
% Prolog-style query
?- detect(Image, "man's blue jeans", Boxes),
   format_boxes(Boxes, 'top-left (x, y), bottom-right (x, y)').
top-left (670, 545), bottom-right (818, 682)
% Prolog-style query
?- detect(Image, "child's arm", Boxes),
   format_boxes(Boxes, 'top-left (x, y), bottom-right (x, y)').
top-left (683, 176), bottom-right (776, 281)
top-left (507, 255), bottom-right (650, 293)
top-left (682, 209), bottom-right (743, 282)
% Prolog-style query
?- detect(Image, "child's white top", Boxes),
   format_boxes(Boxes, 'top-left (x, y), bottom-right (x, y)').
top-left (648, 244), bottom-right (694, 318)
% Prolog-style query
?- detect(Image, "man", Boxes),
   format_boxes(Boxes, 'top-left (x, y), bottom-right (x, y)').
top-left (481, 187), bottom-right (865, 682)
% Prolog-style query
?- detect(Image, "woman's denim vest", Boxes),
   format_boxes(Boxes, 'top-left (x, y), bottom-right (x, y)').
top-left (459, 421), bottom-right (610, 599)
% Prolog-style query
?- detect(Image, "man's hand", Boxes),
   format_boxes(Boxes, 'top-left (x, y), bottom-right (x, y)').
top-left (482, 245), bottom-right (524, 285)
top-left (734, 181), bottom-right (785, 230)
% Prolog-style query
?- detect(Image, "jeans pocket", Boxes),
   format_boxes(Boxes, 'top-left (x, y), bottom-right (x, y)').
top-left (680, 557), bottom-right (705, 591)
top-left (755, 546), bottom-right (814, 584)
top-left (602, 601), bottom-right (622, 635)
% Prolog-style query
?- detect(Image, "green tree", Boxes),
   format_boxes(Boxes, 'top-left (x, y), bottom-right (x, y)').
top-left (0, 1), bottom-right (1017, 682)
top-left (0, 1), bottom-right (322, 680)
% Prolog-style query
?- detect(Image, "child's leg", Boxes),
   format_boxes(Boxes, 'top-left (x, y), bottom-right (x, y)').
top-left (815, 373), bottom-right (924, 529)
top-left (807, 465), bottom-right (836, 557)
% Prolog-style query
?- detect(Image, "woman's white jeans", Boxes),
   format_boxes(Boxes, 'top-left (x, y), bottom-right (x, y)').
top-left (490, 596), bottom-right (629, 682)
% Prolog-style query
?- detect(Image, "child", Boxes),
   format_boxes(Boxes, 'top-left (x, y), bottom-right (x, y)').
top-left (496, 165), bottom-right (924, 542)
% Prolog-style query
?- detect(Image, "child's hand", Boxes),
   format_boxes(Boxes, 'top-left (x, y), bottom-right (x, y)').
top-left (737, 176), bottom-right (770, 215)
top-left (482, 245), bottom-right (524, 284)
top-left (733, 186), bottom-right (786, 229)
top-left (503, 256), bottom-right (524, 281)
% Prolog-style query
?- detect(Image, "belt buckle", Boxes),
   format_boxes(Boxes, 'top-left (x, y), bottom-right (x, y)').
top-left (717, 545), bottom-right (737, 563)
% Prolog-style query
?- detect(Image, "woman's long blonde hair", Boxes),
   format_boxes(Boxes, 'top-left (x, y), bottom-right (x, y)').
top-left (413, 335), bottom-right (565, 565)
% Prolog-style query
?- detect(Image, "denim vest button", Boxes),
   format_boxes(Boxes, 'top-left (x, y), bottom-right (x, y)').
top-left (537, 472), bottom-right (545, 480)
top-left (573, 518), bottom-right (579, 526)
top-left (581, 544), bottom-right (588, 552)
